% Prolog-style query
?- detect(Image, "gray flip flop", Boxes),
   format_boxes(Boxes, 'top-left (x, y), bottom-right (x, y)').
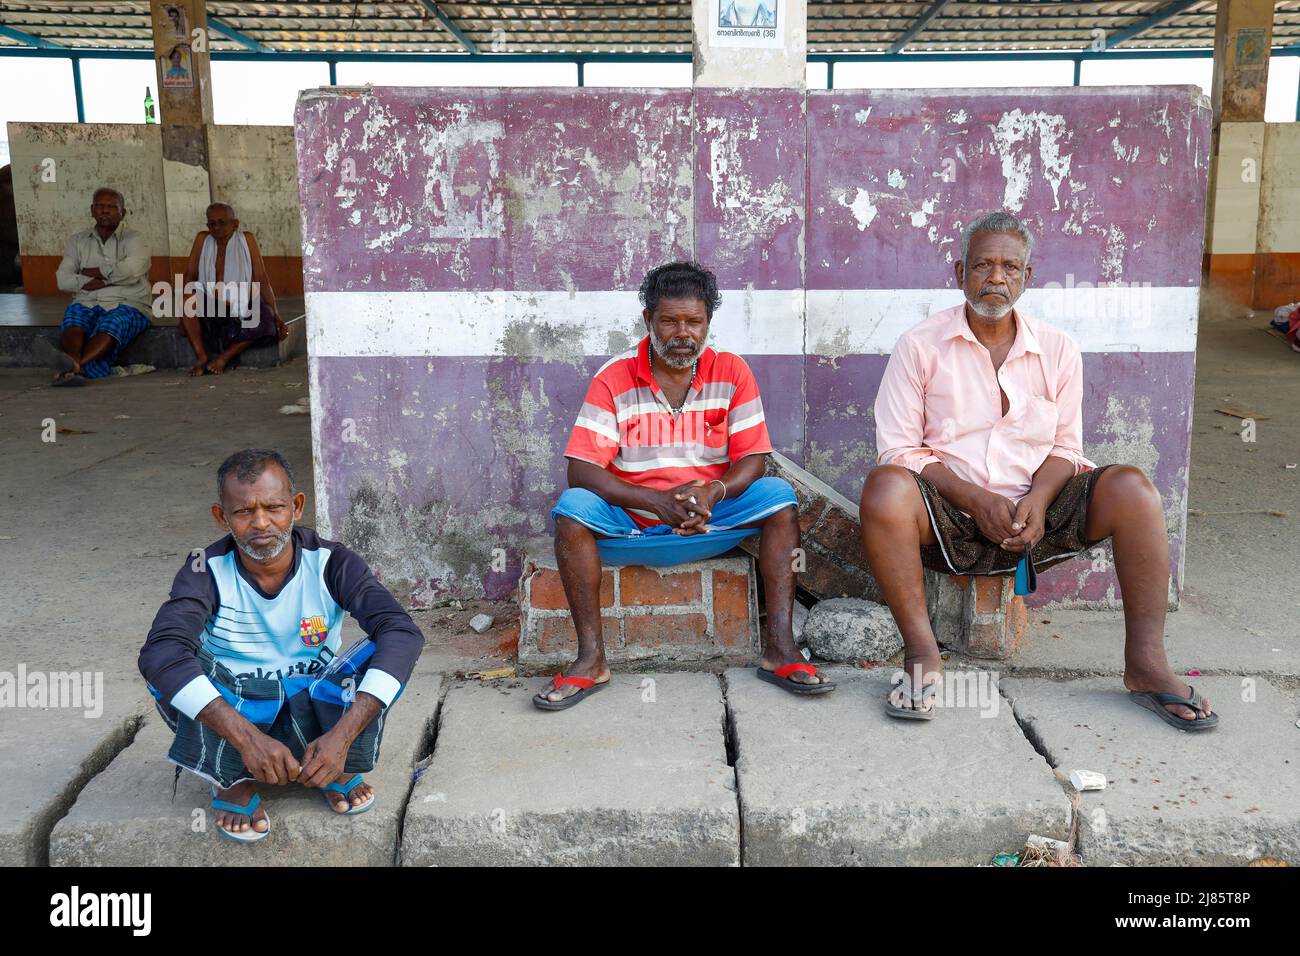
top-left (884, 674), bottom-right (939, 721)
top-left (1129, 684), bottom-right (1219, 732)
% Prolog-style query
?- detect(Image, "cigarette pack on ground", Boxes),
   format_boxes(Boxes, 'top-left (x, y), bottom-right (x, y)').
top-left (1069, 769), bottom-right (1107, 791)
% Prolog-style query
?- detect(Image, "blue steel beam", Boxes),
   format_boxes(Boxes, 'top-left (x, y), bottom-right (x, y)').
top-left (208, 16), bottom-right (272, 54)
top-left (414, 0), bottom-right (480, 54)
top-left (0, 22), bottom-right (63, 48)
top-left (1103, 0), bottom-right (1201, 50)
top-left (888, 0), bottom-right (952, 55)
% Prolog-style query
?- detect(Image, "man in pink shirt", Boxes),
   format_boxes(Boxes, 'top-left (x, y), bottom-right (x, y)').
top-left (860, 211), bottom-right (1216, 731)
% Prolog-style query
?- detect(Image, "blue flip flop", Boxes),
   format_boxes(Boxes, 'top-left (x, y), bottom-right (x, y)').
top-left (323, 774), bottom-right (375, 815)
top-left (211, 790), bottom-right (271, 844)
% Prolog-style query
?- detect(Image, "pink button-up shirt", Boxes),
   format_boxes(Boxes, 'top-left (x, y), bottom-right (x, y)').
top-left (874, 304), bottom-right (1095, 502)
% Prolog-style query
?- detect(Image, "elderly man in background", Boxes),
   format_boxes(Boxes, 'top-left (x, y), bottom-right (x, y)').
top-left (178, 201), bottom-right (286, 376)
top-left (859, 210), bottom-right (1216, 731)
top-left (51, 187), bottom-right (153, 386)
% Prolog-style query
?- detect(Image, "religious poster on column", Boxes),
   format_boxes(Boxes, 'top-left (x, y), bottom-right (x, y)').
top-left (709, 0), bottom-right (783, 48)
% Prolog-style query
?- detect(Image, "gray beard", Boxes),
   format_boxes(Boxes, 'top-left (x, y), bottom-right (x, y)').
top-left (966, 291), bottom-right (1018, 320)
top-left (233, 525), bottom-right (293, 562)
top-left (649, 331), bottom-right (701, 370)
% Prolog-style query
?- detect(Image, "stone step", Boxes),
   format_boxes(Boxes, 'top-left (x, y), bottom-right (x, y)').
top-left (1002, 675), bottom-right (1300, 866)
top-left (400, 672), bottom-right (739, 866)
top-left (48, 662), bottom-right (441, 867)
top-left (725, 666), bottom-right (1072, 865)
top-left (518, 537), bottom-right (759, 667)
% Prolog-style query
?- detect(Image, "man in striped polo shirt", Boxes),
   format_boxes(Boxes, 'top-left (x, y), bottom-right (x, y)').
top-left (538, 261), bottom-right (835, 709)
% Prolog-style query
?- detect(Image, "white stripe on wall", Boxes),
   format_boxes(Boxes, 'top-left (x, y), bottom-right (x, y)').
top-left (305, 285), bottom-right (1198, 358)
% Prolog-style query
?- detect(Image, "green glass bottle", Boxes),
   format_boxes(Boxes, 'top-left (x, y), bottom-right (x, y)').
top-left (144, 87), bottom-right (156, 124)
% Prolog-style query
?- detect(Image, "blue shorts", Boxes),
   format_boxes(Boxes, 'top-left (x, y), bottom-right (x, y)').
top-left (61, 303), bottom-right (152, 378)
top-left (551, 476), bottom-right (798, 567)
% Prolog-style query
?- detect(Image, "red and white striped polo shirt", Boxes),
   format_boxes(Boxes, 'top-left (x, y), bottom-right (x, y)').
top-left (563, 336), bottom-right (774, 528)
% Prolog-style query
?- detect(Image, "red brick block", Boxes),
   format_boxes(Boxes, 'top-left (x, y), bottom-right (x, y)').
top-left (624, 613), bottom-right (708, 649)
top-left (536, 616), bottom-right (620, 655)
top-left (973, 576), bottom-right (1008, 614)
top-left (529, 567), bottom-right (614, 611)
top-left (712, 570), bottom-right (754, 648)
top-left (620, 566), bottom-right (702, 606)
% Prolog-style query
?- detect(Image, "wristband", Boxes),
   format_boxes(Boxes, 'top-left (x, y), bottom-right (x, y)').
top-left (710, 478), bottom-right (727, 501)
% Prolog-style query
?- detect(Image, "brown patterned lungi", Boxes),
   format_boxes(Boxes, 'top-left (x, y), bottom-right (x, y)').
top-left (912, 464), bottom-right (1115, 576)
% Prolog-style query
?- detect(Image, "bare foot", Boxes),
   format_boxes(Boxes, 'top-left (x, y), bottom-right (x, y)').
top-left (213, 780), bottom-right (268, 836)
top-left (760, 645), bottom-right (831, 685)
top-left (188, 358), bottom-right (210, 377)
top-left (323, 773), bottom-right (374, 813)
top-left (205, 356), bottom-right (228, 375)
top-left (1124, 669), bottom-right (1212, 721)
top-left (539, 655), bottom-right (610, 703)
top-left (887, 652), bottom-right (944, 713)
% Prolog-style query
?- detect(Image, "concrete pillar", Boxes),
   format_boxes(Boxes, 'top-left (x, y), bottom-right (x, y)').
top-left (1209, 0), bottom-right (1274, 125)
top-left (1203, 1), bottom-right (1274, 305)
top-left (150, 0), bottom-right (214, 279)
top-left (692, 0), bottom-right (807, 89)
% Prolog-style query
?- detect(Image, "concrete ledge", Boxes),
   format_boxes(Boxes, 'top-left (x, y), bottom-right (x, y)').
top-left (726, 667), bottom-right (1071, 865)
top-left (401, 673), bottom-right (739, 866)
top-left (1002, 676), bottom-right (1300, 866)
top-left (48, 661), bottom-right (440, 867)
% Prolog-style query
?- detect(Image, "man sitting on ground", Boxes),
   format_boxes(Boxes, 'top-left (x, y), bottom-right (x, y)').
top-left (51, 187), bottom-right (152, 386)
top-left (138, 449), bottom-right (424, 842)
top-left (859, 210), bottom-right (1216, 730)
top-left (538, 260), bottom-right (833, 710)
top-left (179, 201), bottom-right (286, 376)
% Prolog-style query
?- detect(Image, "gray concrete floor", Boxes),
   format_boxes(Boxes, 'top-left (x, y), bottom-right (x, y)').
top-left (0, 296), bottom-right (1296, 866)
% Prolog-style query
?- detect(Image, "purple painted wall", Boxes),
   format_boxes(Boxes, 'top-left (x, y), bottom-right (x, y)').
top-left (295, 85), bottom-right (1210, 609)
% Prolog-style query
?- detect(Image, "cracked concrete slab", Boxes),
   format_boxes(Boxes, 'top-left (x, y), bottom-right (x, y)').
top-left (1002, 676), bottom-right (1300, 866)
top-left (401, 673), bottom-right (738, 866)
top-left (726, 667), bottom-right (1071, 865)
top-left (47, 660), bottom-right (440, 867)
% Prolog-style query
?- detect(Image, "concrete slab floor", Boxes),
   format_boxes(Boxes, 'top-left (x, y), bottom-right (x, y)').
top-left (49, 661), bottom-right (442, 867)
top-left (726, 666), bottom-right (1072, 866)
top-left (1002, 676), bottom-right (1300, 866)
top-left (401, 673), bottom-right (739, 867)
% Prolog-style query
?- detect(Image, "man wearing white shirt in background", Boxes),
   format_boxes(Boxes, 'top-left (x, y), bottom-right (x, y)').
top-left (51, 187), bottom-right (153, 386)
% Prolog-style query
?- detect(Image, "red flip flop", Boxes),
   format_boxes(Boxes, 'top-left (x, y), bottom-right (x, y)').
top-left (533, 673), bottom-right (610, 711)
top-left (756, 662), bottom-right (835, 695)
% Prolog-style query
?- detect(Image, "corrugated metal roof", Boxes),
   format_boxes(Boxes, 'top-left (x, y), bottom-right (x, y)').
top-left (1, 1), bottom-right (1297, 55)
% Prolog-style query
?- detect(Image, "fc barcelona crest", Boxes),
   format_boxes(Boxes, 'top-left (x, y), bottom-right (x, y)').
top-left (300, 615), bottom-right (329, 647)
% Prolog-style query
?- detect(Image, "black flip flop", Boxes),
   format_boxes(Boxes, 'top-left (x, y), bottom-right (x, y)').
top-left (756, 662), bottom-right (835, 695)
top-left (1129, 684), bottom-right (1219, 732)
top-left (533, 674), bottom-right (609, 711)
top-left (51, 370), bottom-right (86, 387)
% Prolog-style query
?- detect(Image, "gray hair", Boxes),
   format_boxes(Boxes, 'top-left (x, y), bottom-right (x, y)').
top-left (216, 448), bottom-right (296, 502)
top-left (207, 201), bottom-right (237, 218)
top-left (91, 187), bottom-right (125, 209)
top-left (960, 211), bottom-right (1033, 269)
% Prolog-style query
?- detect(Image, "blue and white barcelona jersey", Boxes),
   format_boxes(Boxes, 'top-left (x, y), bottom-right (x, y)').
top-left (140, 527), bottom-right (424, 720)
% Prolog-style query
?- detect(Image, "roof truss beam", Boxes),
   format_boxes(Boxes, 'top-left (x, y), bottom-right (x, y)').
top-left (208, 17), bottom-right (273, 53)
top-left (889, 0), bottom-right (952, 55)
top-left (1103, 0), bottom-right (1201, 50)
top-left (0, 22), bottom-right (63, 48)
top-left (414, 0), bottom-right (480, 54)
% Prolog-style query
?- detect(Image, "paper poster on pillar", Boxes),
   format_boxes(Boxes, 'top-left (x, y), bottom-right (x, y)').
top-left (160, 42), bottom-right (194, 90)
top-left (709, 0), bottom-right (783, 48)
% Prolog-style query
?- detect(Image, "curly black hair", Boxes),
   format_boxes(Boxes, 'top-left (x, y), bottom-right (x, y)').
top-left (638, 261), bottom-right (722, 320)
